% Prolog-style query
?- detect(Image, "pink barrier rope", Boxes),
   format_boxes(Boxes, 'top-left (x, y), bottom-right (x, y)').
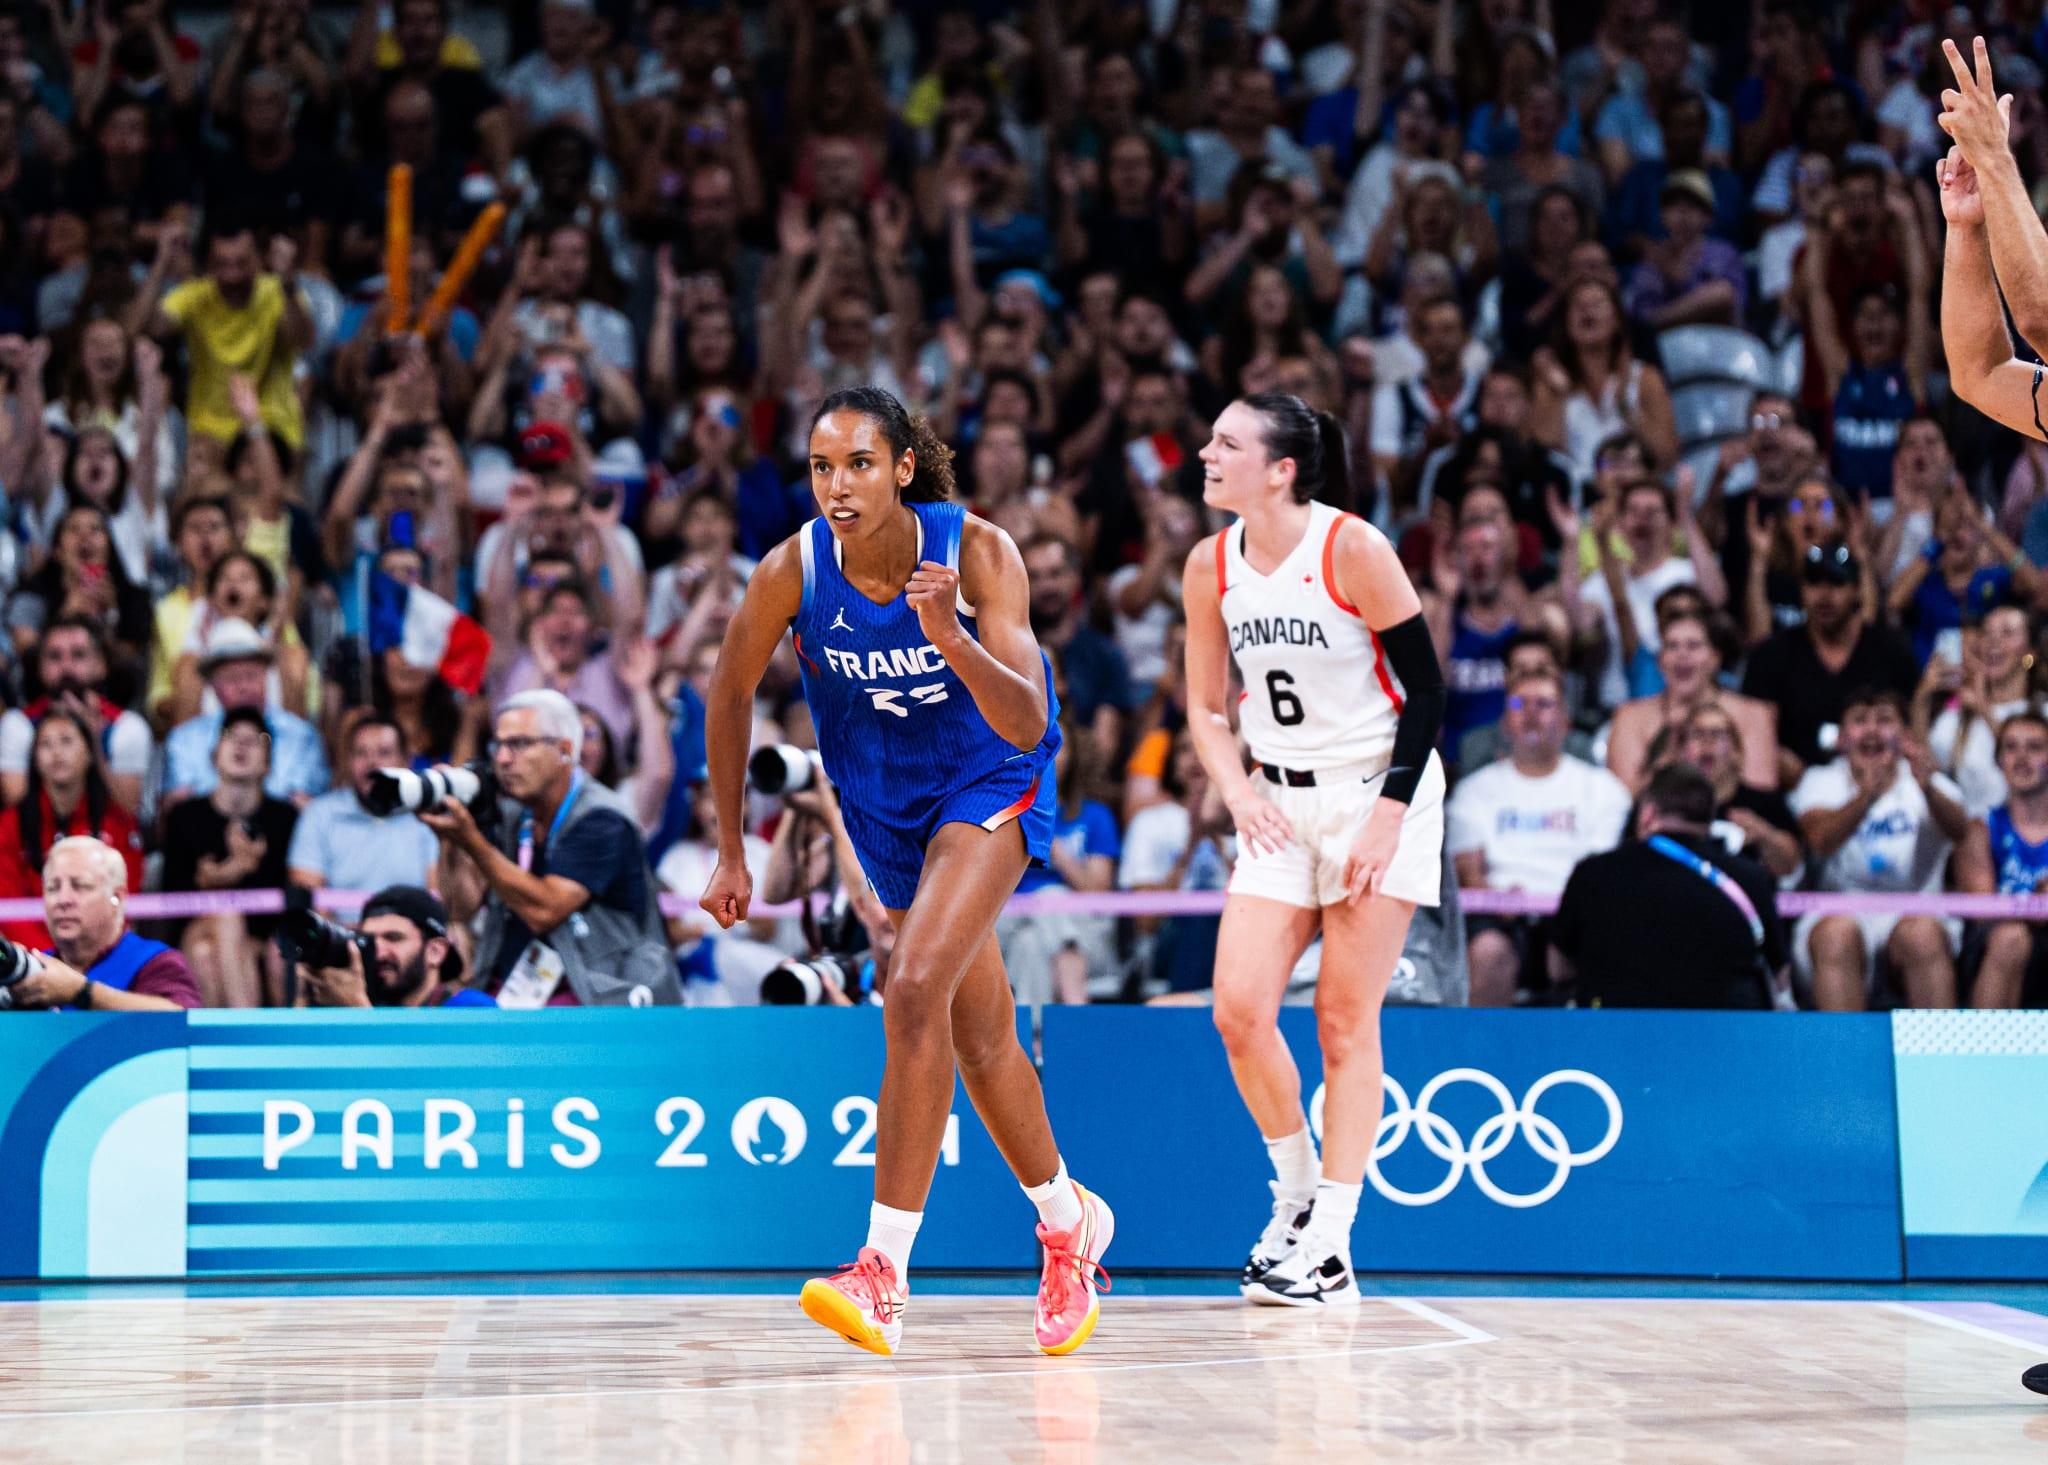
top-left (15, 886), bottom-right (2048, 923)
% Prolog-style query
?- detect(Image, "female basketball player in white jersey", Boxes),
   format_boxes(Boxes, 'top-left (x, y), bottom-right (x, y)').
top-left (1182, 391), bottom-right (1446, 1305)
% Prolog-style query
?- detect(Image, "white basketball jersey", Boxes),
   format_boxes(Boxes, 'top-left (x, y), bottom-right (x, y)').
top-left (1217, 500), bottom-right (1403, 771)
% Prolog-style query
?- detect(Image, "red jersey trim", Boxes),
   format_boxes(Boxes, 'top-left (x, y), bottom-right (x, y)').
top-left (1322, 513), bottom-right (1364, 618)
top-left (1368, 628), bottom-right (1404, 713)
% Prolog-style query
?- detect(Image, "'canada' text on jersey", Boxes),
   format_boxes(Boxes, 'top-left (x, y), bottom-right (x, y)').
top-left (1217, 501), bottom-right (1404, 772)
top-left (1228, 617), bottom-right (1332, 654)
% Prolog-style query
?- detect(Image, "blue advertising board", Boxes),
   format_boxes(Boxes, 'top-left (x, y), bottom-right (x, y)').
top-left (1893, 1010), bottom-right (2048, 1278)
top-left (0, 1006), bottom-right (1932, 1281)
top-left (3, 1009), bottom-right (1037, 1279)
top-left (1043, 1007), bottom-right (1905, 1279)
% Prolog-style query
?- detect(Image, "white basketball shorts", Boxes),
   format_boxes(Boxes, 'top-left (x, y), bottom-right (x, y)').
top-left (1228, 751), bottom-right (1445, 910)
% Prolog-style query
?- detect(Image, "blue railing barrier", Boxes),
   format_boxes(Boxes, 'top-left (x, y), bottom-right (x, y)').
top-left (0, 1008), bottom-right (2040, 1281)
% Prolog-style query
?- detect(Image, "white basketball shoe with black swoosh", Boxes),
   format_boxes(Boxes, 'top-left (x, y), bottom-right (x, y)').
top-left (1239, 1183), bottom-right (1314, 1298)
top-left (1250, 1236), bottom-right (1360, 1307)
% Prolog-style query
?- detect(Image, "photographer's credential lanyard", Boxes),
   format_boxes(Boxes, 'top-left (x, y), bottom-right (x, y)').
top-left (518, 772), bottom-right (583, 872)
top-left (1646, 835), bottom-right (1764, 945)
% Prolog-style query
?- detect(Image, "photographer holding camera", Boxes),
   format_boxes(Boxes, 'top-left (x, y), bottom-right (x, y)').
top-left (424, 690), bottom-right (679, 1007)
top-left (293, 886), bottom-right (491, 1009)
top-left (745, 745), bottom-right (895, 1007)
top-left (0, 837), bottom-right (198, 1011)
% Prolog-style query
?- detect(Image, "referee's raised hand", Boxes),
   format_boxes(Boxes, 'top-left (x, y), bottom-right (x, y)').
top-left (1938, 37), bottom-right (2014, 166)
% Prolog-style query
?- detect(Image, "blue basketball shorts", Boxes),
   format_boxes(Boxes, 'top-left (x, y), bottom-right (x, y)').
top-left (838, 758), bottom-right (1057, 910)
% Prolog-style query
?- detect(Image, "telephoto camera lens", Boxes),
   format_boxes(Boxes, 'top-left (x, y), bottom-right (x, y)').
top-left (363, 763), bottom-right (488, 817)
top-left (760, 954), bottom-right (869, 1006)
top-left (747, 745), bottom-right (817, 796)
top-left (0, 938), bottom-right (39, 1008)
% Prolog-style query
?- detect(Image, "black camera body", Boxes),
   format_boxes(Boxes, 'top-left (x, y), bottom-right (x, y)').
top-left (276, 907), bottom-right (375, 978)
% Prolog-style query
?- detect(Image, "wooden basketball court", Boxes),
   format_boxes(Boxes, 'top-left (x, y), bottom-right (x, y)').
top-left (2, 1280), bottom-right (2045, 1461)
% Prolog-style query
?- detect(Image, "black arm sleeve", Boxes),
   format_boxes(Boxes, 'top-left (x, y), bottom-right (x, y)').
top-left (1375, 612), bottom-right (1444, 805)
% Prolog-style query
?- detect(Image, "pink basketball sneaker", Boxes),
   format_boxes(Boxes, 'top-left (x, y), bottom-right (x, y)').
top-left (800, 1247), bottom-right (908, 1356)
top-left (1034, 1181), bottom-right (1114, 1355)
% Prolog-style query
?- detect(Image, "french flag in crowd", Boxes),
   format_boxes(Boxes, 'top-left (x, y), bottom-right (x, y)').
top-left (367, 572), bottom-right (492, 694)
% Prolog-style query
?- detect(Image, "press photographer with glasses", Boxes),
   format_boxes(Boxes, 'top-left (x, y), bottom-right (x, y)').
top-left (423, 690), bottom-right (679, 1007)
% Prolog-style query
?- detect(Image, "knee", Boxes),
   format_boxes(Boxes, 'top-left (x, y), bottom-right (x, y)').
top-left (1807, 917), bottom-right (1865, 966)
top-left (1986, 922), bottom-right (2033, 965)
top-left (951, 1024), bottom-right (1011, 1075)
top-left (881, 962), bottom-right (953, 1035)
top-left (1468, 931), bottom-right (1514, 970)
top-left (1890, 918), bottom-right (1954, 967)
top-left (1212, 991), bottom-right (1277, 1055)
top-left (1316, 1004), bottom-right (1380, 1071)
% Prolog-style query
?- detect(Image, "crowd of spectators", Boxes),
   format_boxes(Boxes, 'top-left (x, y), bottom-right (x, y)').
top-left (0, 0), bottom-right (2042, 1014)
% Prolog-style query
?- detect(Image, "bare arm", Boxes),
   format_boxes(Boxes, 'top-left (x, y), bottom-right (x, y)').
top-left (125, 230), bottom-right (185, 340)
top-left (926, 520), bottom-right (1052, 752)
top-left (1939, 211), bottom-right (2046, 437)
top-left (1606, 702), bottom-right (1652, 791)
top-left (1632, 364), bottom-right (1680, 468)
top-left (946, 186), bottom-right (988, 334)
top-left (34, 956), bottom-right (181, 1011)
top-left (1800, 224), bottom-right (1849, 395)
top-left (322, 408), bottom-right (389, 569)
top-left (1942, 41), bottom-right (2048, 355)
top-left (1179, 538), bottom-right (1261, 810)
top-left (149, 20), bottom-right (196, 110)
top-left (437, 814), bottom-right (594, 934)
top-left (647, 253), bottom-right (679, 413)
top-left (1936, 165), bottom-right (2048, 565)
top-left (1680, 496), bottom-right (1728, 606)
top-left (1034, 0), bottom-right (1076, 137)
top-left (209, 16), bottom-right (255, 121)
top-left (1184, 223), bottom-right (1259, 307)
top-left (1355, 0), bottom-right (1387, 141)
top-left (705, 538), bottom-right (803, 860)
top-left (1919, 768), bottom-right (1973, 845)
top-left (1797, 783), bottom-right (1882, 860)
top-left (1296, 200), bottom-right (1342, 307)
top-left (1954, 819), bottom-right (1996, 893)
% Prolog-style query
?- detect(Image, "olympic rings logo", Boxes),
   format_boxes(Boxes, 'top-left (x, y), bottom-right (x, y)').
top-left (1310, 1069), bottom-right (1623, 1209)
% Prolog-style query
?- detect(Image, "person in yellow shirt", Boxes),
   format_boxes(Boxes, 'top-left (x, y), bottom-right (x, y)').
top-left (148, 496), bottom-right (237, 729)
top-left (128, 226), bottom-right (314, 464)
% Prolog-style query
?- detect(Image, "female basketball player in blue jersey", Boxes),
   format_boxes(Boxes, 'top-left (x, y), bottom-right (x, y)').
top-left (700, 386), bottom-right (1111, 1358)
top-left (1183, 392), bottom-right (1446, 1306)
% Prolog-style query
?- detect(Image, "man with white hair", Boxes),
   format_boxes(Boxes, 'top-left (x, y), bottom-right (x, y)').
top-left (423, 690), bottom-right (678, 1005)
top-left (0, 838), bottom-right (199, 1010)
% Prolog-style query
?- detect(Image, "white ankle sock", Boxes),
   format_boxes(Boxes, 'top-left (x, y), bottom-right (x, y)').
top-left (866, 1203), bottom-right (922, 1279)
top-left (1302, 1179), bottom-right (1363, 1258)
top-left (1265, 1126), bottom-right (1320, 1202)
top-left (1023, 1157), bottom-right (1084, 1234)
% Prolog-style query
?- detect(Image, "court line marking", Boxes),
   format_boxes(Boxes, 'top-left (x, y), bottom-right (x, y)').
top-left (0, 1301), bottom-right (1492, 1422)
top-left (1380, 1296), bottom-right (1498, 1343)
top-left (1880, 1302), bottom-right (2048, 1356)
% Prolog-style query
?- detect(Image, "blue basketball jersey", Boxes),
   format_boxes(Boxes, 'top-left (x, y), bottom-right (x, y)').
top-left (1986, 805), bottom-right (2048, 895)
top-left (791, 500), bottom-right (1061, 829)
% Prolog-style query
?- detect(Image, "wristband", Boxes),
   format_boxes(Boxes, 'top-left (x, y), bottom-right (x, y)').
top-left (74, 977), bottom-right (94, 1009)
